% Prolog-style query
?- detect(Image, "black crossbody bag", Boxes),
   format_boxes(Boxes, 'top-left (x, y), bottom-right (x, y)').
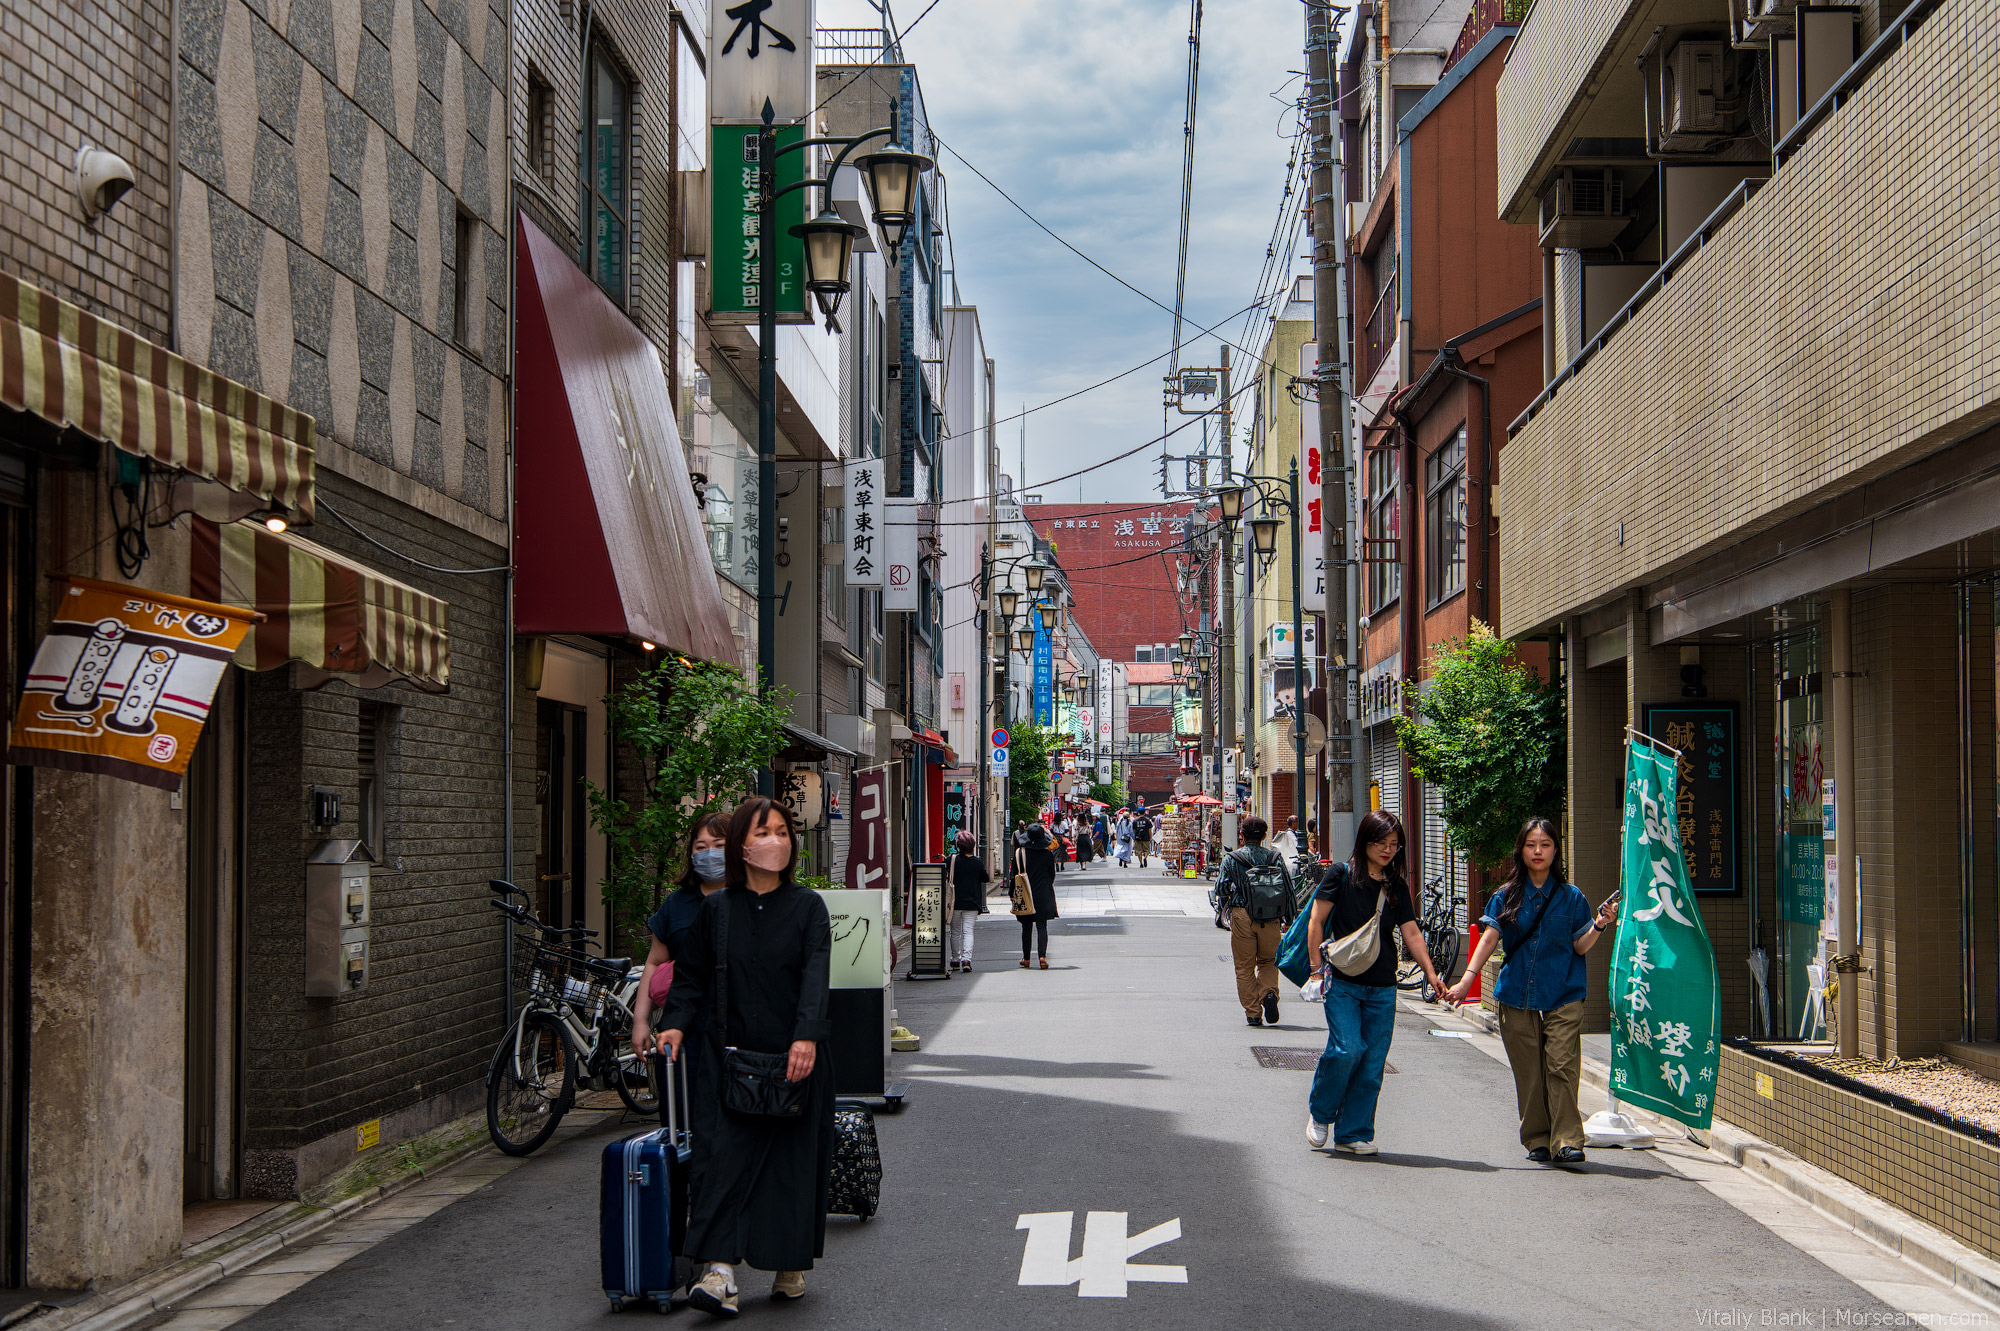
top-left (713, 894), bottom-right (809, 1121)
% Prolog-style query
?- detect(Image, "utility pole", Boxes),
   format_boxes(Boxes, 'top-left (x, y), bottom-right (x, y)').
top-left (1217, 344), bottom-right (1238, 848)
top-left (1307, 0), bottom-right (1355, 852)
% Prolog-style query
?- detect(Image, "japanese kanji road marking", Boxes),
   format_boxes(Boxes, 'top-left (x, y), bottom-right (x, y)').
top-left (1015, 1211), bottom-right (1187, 1297)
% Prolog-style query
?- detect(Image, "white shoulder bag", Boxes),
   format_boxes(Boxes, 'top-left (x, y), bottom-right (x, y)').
top-left (1322, 882), bottom-right (1389, 977)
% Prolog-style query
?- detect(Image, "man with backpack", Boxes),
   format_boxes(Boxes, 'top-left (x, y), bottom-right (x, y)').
top-left (1219, 817), bottom-right (1298, 1026)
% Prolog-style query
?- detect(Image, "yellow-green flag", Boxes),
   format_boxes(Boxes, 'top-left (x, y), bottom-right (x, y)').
top-left (1610, 733), bottom-right (1721, 1129)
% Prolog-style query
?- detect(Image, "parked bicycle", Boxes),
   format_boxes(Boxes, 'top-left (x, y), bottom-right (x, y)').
top-left (485, 880), bottom-right (659, 1156)
top-left (1396, 872), bottom-right (1462, 999)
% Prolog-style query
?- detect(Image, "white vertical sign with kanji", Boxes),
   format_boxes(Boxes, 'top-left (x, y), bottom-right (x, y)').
top-left (846, 458), bottom-right (884, 588)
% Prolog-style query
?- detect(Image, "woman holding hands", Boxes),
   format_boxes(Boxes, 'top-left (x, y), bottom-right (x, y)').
top-left (1445, 818), bottom-right (1619, 1165)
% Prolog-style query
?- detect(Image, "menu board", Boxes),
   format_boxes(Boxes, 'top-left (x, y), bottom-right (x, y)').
top-left (1641, 703), bottom-right (1740, 896)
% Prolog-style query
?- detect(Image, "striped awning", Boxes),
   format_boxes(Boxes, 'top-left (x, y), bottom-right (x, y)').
top-left (0, 272), bottom-right (315, 518)
top-left (190, 519), bottom-right (448, 690)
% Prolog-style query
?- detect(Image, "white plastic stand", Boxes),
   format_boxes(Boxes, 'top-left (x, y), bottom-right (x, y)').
top-left (1584, 1081), bottom-right (1657, 1149)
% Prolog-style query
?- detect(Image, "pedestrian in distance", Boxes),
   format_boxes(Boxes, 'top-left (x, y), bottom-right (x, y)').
top-left (1445, 818), bottom-right (1619, 1165)
top-left (947, 831), bottom-right (989, 972)
top-left (1269, 815), bottom-right (1300, 867)
top-left (1133, 800), bottom-right (1153, 867)
top-left (1304, 810), bottom-right (1449, 1156)
top-left (631, 812), bottom-right (731, 1086)
top-left (656, 797), bottom-right (836, 1316)
top-left (1218, 816), bottom-right (1297, 1026)
top-left (1074, 815), bottom-right (1095, 868)
top-left (1013, 821), bottom-right (1060, 968)
top-left (1092, 810), bottom-right (1108, 858)
top-left (1113, 810), bottom-right (1135, 867)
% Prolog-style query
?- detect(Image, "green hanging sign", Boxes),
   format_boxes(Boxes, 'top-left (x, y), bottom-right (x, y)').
top-left (1609, 731), bottom-right (1722, 1130)
top-left (709, 123), bottom-right (809, 324)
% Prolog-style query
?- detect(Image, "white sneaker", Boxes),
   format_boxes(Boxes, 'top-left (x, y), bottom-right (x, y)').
top-left (689, 1266), bottom-right (740, 1318)
top-left (1306, 1117), bottom-right (1329, 1148)
top-left (1335, 1140), bottom-right (1379, 1156)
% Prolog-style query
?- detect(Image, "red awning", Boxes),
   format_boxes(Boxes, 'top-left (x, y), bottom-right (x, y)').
top-left (916, 727), bottom-right (956, 766)
top-left (513, 215), bottom-right (735, 664)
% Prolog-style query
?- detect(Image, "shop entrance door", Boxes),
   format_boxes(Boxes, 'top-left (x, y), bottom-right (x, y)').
top-left (1774, 629), bottom-right (1827, 1041)
top-left (0, 496), bottom-right (26, 1286)
top-left (536, 702), bottom-right (590, 929)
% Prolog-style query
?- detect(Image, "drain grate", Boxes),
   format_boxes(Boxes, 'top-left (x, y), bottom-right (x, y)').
top-left (1251, 1047), bottom-right (1393, 1073)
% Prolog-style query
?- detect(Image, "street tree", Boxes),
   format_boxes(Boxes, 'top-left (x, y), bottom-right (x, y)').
top-left (1394, 621), bottom-right (1565, 869)
top-left (586, 655), bottom-right (793, 950)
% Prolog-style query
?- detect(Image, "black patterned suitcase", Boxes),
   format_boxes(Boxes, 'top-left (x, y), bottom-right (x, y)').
top-left (827, 1100), bottom-right (882, 1220)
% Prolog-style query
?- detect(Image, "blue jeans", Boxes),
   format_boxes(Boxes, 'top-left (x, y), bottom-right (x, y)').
top-left (1308, 974), bottom-right (1396, 1144)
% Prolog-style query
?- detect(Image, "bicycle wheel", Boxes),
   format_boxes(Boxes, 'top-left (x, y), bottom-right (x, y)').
top-left (1394, 936), bottom-right (1425, 989)
top-left (613, 1045), bottom-right (661, 1117)
top-left (1430, 924), bottom-right (1462, 986)
top-left (487, 1013), bottom-right (573, 1156)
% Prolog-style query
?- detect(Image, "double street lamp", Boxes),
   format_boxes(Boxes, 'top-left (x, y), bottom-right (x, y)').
top-left (752, 102), bottom-right (935, 794)
top-left (1214, 459), bottom-right (1308, 819)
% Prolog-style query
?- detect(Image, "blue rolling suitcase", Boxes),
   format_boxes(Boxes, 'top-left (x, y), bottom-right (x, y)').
top-left (599, 1053), bottom-right (690, 1312)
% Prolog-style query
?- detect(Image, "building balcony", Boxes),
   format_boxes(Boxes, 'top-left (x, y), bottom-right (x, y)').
top-left (1495, 0), bottom-right (1997, 637)
top-left (1358, 271), bottom-right (1400, 392)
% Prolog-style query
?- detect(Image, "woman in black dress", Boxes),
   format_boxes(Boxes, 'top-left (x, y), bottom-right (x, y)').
top-left (1014, 822), bottom-right (1060, 969)
top-left (658, 797), bottom-right (835, 1316)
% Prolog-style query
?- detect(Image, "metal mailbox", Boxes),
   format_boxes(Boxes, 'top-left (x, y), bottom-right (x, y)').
top-left (306, 838), bottom-right (373, 997)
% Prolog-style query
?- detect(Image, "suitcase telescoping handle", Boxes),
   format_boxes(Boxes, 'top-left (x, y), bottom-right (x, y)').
top-left (652, 1049), bottom-right (691, 1154)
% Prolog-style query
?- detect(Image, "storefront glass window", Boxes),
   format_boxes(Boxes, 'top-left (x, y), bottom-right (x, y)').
top-left (1773, 616), bottom-right (1825, 1040)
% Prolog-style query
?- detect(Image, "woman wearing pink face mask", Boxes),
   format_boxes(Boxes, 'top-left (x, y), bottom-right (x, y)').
top-left (656, 797), bottom-right (834, 1316)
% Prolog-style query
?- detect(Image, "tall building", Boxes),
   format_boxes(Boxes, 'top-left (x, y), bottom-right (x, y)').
top-left (1339, 0), bottom-right (1544, 926)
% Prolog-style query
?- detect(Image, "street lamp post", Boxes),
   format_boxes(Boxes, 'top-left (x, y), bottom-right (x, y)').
top-left (1218, 460), bottom-right (1308, 833)
top-left (755, 101), bottom-right (934, 794)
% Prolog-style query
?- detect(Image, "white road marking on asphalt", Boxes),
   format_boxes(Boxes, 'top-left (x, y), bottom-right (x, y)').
top-left (1016, 1210), bottom-right (1187, 1296)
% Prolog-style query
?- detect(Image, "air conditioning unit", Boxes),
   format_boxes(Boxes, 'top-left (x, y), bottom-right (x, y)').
top-left (1662, 41), bottom-right (1729, 138)
top-left (1538, 168), bottom-right (1629, 249)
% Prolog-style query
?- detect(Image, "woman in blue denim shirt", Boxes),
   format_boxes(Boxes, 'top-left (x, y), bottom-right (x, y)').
top-left (1447, 818), bottom-right (1619, 1164)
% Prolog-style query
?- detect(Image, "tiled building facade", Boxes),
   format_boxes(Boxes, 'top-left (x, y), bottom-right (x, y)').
top-left (1494, 0), bottom-right (2000, 1057)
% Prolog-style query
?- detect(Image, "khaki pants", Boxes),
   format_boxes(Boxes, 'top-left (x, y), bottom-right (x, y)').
top-left (1497, 1000), bottom-right (1585, 1152)
top-left (1229, 909), bottom-right (1285, 1018)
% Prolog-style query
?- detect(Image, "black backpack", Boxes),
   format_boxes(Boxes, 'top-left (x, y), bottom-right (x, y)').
top-left (1233, 848), bottom-right (1289, 923)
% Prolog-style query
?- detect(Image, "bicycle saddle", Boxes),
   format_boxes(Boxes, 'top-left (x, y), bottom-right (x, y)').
top-left (601, 956), bottom-right (632, 973)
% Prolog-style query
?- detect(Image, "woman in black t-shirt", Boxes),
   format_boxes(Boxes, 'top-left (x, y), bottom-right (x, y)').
top-left (1302, 810), bottom-right (1449, 1155)
top-left (947, 832), bottom-right (989, 971)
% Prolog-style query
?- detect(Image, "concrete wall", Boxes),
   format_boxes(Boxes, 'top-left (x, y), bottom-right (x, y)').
top-left (25, 475), bottom-right (194, 1288)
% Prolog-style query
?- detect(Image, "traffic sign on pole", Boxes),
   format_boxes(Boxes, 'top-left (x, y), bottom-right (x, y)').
top-left (991, 728), bottom-right (1011, 749)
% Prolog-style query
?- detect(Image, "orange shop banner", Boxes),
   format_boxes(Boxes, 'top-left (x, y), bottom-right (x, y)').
top-left (7, 577), bottom-right (257, 789)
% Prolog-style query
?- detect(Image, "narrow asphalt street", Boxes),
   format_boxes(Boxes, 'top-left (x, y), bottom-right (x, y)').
top-left (143, 866), bottom-right (1993, 1329)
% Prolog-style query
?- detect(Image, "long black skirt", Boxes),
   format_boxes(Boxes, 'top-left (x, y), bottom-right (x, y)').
top-left (681, 1035), bottom-right (836, 1271)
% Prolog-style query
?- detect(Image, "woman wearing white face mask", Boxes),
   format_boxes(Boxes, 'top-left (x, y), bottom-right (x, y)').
top-left (631, 813), bottom-right (731, 1067)
top-left (658, 797), bottom-right (835, 1316)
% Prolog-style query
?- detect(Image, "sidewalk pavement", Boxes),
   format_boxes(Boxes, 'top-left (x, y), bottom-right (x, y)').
top-left (1431, 996), bottom-right (2000, 1318)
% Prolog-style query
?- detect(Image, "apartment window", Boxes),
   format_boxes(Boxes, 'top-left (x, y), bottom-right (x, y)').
top-left (1424, 429), bottom-right (1467, 606)
top-left (357, 701), bottom-right (387, 858)
top-left (451, 208), bottom-right (476, 346)
top-left (823, 501), bottom-right (847, 630)
top-left (585, 43), bottom-right (631, 301)
top-left (1367, 445), bottom-right (1400, 610)
top-left (526, 70), bottom-right (554, 184)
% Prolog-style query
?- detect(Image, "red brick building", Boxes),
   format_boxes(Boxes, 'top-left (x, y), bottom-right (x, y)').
top-left (1024, 503), bottom-right (1197, 662)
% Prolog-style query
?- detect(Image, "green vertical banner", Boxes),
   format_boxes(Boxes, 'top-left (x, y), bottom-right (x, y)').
top-left (1609, 733), bottom-right (1722, 1130)
top-left (709, 123), bottom-right (808, 323)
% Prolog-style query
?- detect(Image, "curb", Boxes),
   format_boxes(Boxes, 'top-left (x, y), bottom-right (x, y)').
top-left (1455, 1004), bottom-right (2000, 1314)
top-left (36, 1130), bottom-right (497, 1331)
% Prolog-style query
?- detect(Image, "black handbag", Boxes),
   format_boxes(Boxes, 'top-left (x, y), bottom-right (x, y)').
top-left (712, 894), bottom-right (809, 1120)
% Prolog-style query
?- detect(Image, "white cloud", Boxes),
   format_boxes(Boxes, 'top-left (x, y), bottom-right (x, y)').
top-left (818, 0), bottom-right (1310, 499)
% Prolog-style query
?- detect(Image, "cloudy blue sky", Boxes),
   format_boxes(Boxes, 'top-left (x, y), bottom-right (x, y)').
top-left (819, 0), bottom-right (1316, 501)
